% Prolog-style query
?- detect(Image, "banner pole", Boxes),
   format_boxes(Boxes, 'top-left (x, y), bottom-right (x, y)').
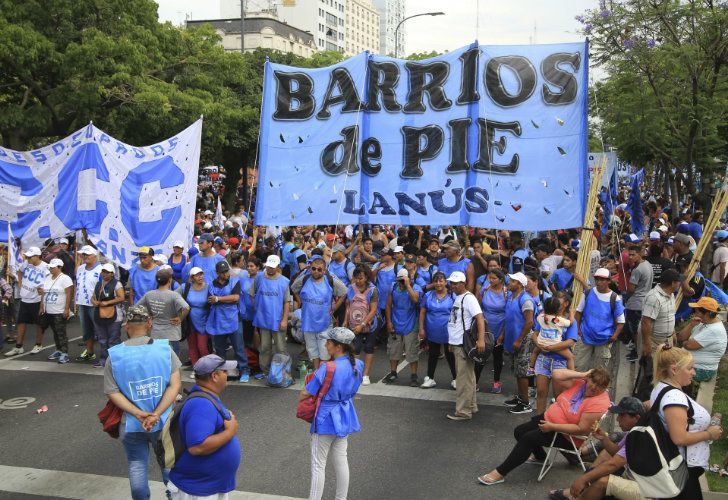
top-left (675, 177), bottom-right (728, 304)
top-left (570, 157), bottom-right (606, 314)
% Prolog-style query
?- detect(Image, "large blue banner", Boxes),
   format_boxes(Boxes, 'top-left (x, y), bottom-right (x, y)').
top-left (256, 42), bottom-right (589, 230)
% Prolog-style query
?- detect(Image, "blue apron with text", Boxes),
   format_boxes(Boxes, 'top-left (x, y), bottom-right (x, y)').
top-left (301, 277), bottom-right (333, 332)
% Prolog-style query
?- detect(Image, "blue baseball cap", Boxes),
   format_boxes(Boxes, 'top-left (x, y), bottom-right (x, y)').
top-left (624, 233), bottom-right (640, 244)
top-left (193, 354), bottom-right (237, 375)
top-left (715, 230), bottom-right (728, 241)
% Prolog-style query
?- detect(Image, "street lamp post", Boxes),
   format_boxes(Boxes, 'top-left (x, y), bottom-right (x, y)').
top-left (393, 12), bottom-right (444, 58)
top-left (240, 0), bottom-right (245, 53)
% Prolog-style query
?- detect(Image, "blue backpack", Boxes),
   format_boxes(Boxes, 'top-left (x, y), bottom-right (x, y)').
top-left (267, 352), bottom-right (294, 388)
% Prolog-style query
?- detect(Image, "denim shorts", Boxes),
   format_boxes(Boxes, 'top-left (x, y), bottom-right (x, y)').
top-left (535, 354), bottom-right (568, 378)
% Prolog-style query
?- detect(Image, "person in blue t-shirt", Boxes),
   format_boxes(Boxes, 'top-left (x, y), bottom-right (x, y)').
top-left (169, 354), bottom-right (241, 499)
top-left (189, 233), bottom-right (224, 283)
top-left (129, 246), bottom-right (159, 305)
top-left (299, 327), bottom-right (363, 500)
top-left (384, 268), bottom-right (423, 387)
top-left (548, 250), bottom-right (577, 294)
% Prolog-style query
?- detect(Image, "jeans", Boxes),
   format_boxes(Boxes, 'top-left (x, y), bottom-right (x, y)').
top-left (259, 328), bottom-right (286, 373)
top-left (120, 428), bottom-right (169, 500)
top-left (95, 321), bottom-right (121, 364)
top-left (78, 305), bottom-right (96, 341)
top-left (309, 434), bottom-right (349, 500)
top-left (212, 326), bottom-right (249, 375)
top-left (624, 308), bottom-right (642, 343)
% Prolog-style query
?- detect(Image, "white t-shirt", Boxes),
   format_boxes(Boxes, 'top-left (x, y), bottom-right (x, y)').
top-left (19, 261), bottom-right (49, 303)
top-left (42, 273), bottom-right (74, 314)
top-left (75, 263), bottom-right (102, 306)
top-left (540, 255), bottom-right (563, 275)
top-left (576, 289), bottom-right (626, 323)
top-left (447, 292), bottom-right (482, 345)
top-left (651, 382), bottom-right (711, 468)
top-left (712, 246), bottom-right (728, 283)
top-left (690, 322), bottom-right (728, 371)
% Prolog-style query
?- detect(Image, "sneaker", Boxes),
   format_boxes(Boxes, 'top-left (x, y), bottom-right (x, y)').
top-left (409, 374), bottom-right (419, 387)
top-left (254, 372), bottom-right (266, 380)
top-left (420, 376), bottom-right (436, 388)
top-left (450, 380), bottom-right (457, 390)
top-left (362, 376), bottom-right (371, 386)
top-left (29, 344), bottom-right (43, 355)
top-left (504, 395), bottom-right (521, 407)
top-left (509, 401), bottom-right (533, 414)
top-left (490, 381), bottom-right (503, 394)
top-left (626, 348), bottom-right (638, 362)
top-left (76, 350), bottom-right (90, 361)
top-left (182, 360), bottom-right (192, 367)
top-left (239, 373), bottom-right (250, 383)
top-left (58, 353), bottom-right (69, 364)
top-left (92, 360), bottom-right (104, 368)
top-left (528, 387), bottom-right (537, 398)
top-left (47, 350), bottom-right (62, 360)
top-left (526, 367), bottom-right (535, 377)
top-left (4, 346), bottom-right (24, 356)
top-left (189, 372), bottom-right (196, 379)
top-left (382, 372), bottom-right (398, 384)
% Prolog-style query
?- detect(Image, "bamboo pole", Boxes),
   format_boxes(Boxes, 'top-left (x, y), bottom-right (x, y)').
top-left (675, 178), bottom-right (728, 305)
top-left (571, 158), bottom-right (607, 313)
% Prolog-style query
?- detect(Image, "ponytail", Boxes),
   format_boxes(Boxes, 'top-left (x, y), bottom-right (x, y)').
top-left (343, 343), bottom-right (358, 376)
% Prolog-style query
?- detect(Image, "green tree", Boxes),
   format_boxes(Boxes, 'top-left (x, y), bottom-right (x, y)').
top-left (579, 0), bottom-right (728, 202)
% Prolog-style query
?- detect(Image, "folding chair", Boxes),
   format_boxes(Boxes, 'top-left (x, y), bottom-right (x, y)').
top-left (537, 432), bottom-right (597, 482)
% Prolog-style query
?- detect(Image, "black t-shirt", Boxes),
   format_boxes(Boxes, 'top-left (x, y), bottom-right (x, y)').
top-left (673, 251), bottom-right (692, 273)
top-left (646, 256), bottom-right (675, 288)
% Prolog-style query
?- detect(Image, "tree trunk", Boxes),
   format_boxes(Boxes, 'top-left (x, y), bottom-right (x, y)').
top-left (670, 171), bottom-right (680, 221)
top-left (222, 146), bottom-right (243, 212)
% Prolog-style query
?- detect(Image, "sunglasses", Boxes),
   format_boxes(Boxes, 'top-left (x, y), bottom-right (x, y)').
top-left (310, 267), bottom-right (325, 272)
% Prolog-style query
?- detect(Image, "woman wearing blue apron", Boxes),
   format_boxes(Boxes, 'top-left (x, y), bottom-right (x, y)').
top-left (418, 271), bottom-right (456, 389)
top-left (480, 268), bottom-right (507, 394)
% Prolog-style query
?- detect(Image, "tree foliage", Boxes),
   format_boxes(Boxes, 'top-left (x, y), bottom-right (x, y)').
top-left (578, 0), bottom-right (728, 193)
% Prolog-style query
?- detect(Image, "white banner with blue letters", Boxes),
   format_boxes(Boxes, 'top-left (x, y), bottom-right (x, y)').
top-left (256, 42), bottom-right (588, 230)
top-left (0, 120), bottom-right (202, 269)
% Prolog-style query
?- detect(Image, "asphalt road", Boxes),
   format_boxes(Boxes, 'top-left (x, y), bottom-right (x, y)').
top-left (0, 319), bottom-right (583, 500)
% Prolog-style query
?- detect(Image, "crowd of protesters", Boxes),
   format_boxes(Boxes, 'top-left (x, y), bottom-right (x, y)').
top-left (1, 178), bottom-right (728, 499)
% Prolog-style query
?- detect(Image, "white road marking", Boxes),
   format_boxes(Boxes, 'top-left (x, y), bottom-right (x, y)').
top-left (0, 359), bottom-right (509, 407)
top-left (0, 464), bottom-right (305, 500)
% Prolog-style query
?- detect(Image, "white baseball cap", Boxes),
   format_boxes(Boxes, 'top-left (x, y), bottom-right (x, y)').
top-left (153, 254), bottom-right (167, 264)
top-left (101, 263), bottom-right (115, 273)
top-left (594, 268), bottom-right (611, 279)
top-left (265, 255), bottom-right (281, 268)
top-left (189, 267), bottom-right (204, 276)
top-left (204, 210), bottom-right (213, 215)
top-left (24, 247), bottom-right (41, 257)
top-left (48, 258), bottom-right (64, 268)
top-left (79, 245), bottom-right (98, 255)
top-left (649, 231), bottom-right (661, 241)
top-left (393, 245), bottom-right (404, 253)
top-left (508, 272), bottom-right (528, 287)
top-left (56, 237), bottom-right (69, 244)
top-left (658, 225), bottom-right (669, 233)
top-left (447, 271), bottom-right (466, 283)
top-left (172, 240), bottom-right (185, 249)
top-left (396, 268), bottom-right (409, 279)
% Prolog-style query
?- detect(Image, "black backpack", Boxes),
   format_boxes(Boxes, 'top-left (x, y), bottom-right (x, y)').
top-left (459, 293), bottom-right (493, 365)
top-left (155, 388), bottom-right (227, 470)
top-left (584, 288), bottom-right (618, 315)
top-left (625, 385), bottom-right (693, 498)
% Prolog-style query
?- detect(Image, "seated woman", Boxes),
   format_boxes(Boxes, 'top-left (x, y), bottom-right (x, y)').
top-left (477, 367), bottom-right (612, 486)
top-left (676, 296), bottom-right (727, 386)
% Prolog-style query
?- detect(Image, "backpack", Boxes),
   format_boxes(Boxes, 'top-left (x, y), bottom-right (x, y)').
top-left (348, 285), bottom-right (377, 333)
top-left (267, 352), bottom-right (294, 387)
top-left (155, 388), bottom-right (226, 470)
top-left (625, 385), bottom-right (694, 498)
top-left (459, 293), bottom-right (493, 365)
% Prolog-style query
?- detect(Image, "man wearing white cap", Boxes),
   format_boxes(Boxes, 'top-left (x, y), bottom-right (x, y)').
top-left (445, 271), bottom-right (486, 420)
top-left (574, 268), bottom-right (625, 371)
top-left (249, 254), bottom-right (290, 379)
top-left (53, 237), bottom-right (75, 277)
top-left (5, 247), bottom-right (49, 356)
top-left (75, 245), bottom-right (102, 362)
top-left (39, 259), bottom-right (74, 364)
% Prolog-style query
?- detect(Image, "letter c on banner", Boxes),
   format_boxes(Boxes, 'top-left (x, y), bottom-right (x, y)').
top-left (120, 156), bottom-right (184, 246)
top-left (0, 160), bottom-right (42, 241)
top-left (54, 143), bottom-right (110, 233)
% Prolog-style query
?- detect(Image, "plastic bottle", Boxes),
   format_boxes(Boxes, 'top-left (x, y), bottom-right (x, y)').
top-left (709, 413), bottom-right (721, 444)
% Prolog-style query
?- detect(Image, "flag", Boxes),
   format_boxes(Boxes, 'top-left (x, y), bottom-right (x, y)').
top-left (602, 167), bottom-right (618, 235)
top-left (7, 223), bottom-right (23, 280)
top-left (213, 197), bottom-right (224, 230)
top-left (626, 169), bottom-right (645, 237)
top-left (698, 273), bottom-right (728, 305)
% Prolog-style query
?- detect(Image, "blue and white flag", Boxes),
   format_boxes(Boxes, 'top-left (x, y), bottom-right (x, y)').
top-left (602, 167), bottom-right (618, 235)
top-left (0, 120), bottom-right (202, 269)
top-left (7, 222), bottom-right (22, 280)
top-left (213, 196), bottom-right (224, 230)
top-left (256, 42), bottom-right (589, 230)
top-left (626, 169), bottom-right (645, 236)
